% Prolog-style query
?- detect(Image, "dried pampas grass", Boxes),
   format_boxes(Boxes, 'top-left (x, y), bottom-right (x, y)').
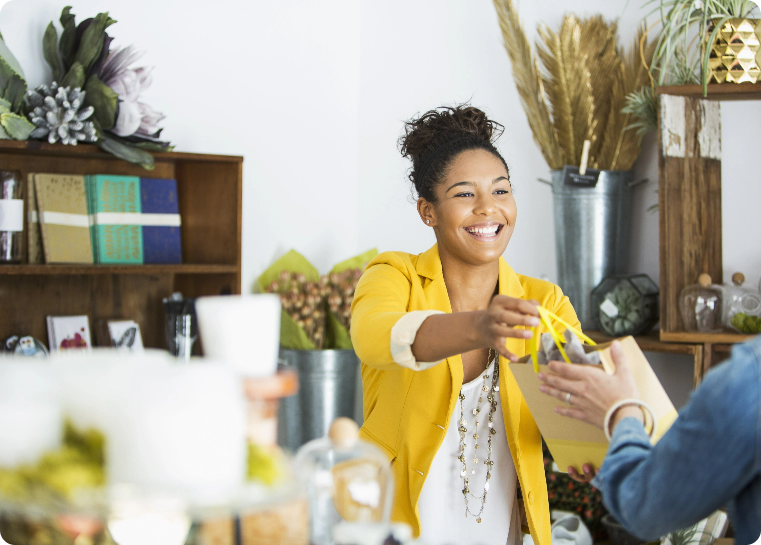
top-left (493, 0), bottom-right (654, 171)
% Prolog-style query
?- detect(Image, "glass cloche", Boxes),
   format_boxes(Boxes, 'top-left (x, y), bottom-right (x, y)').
top-left (679, 274), bottom-right (724, 332)
top-left (722, 272), bottom-right (761, 334)
top-left (295, 418), bottom-right (394, 545)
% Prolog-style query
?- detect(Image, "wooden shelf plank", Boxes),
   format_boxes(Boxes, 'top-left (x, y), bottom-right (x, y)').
top-left (0, 264), bottom-right (238, 275)
top-left (657, 82), bottom-right (761, 101)
top-left (660, 331), bottom-right (755, 344)
top-left (586, 331), bottom-right (702, 355)
top-left (0, 140), bottom-right (243, 163)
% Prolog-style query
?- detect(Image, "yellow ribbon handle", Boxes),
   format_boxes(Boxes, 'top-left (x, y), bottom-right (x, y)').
top-left (528, 306), bottom-right (596, 373)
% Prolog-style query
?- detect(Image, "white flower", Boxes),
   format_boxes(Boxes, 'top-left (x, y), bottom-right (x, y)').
top-left (101, 45), bottom-right (164, 138)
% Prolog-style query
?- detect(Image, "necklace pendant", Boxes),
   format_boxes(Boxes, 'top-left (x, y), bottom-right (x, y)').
top-left (472, 408), bottom-right (478, 415)
top-left (495, 386), bottom-right (500, 392)
top-left (477, 517), bottom-right (482, 523)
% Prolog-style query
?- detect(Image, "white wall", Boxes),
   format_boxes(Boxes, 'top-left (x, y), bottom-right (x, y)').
top-left (4, 0), bottom-right (759, 400)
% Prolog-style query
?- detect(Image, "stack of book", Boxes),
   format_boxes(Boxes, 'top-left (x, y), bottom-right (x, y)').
top-left (27, 173), bottom-right (183, 265)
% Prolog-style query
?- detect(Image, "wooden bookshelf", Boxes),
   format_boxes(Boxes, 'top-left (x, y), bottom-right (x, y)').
top-left (0, 140), bottom-right (243, 350)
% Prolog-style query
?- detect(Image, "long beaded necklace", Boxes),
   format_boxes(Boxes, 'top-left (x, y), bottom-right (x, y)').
top-left (458, 348), bottom-right (500, 523)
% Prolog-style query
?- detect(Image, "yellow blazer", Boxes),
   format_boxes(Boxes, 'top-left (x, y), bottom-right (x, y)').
top-left (350, 244), bottom-right (580, 544)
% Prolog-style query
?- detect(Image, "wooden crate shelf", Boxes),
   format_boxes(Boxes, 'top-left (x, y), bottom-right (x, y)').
top-left (0, 141), bottom-right (243, 350)
top-left (657, 82), bottom-right (761, 101)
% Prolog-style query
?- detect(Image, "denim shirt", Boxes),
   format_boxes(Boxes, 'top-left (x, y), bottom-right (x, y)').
top-left (592, 336), bottom-right (761, 545)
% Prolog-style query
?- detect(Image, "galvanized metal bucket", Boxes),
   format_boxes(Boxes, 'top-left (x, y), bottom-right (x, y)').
top-left (277, 348), bottom-right (360, 451)
top-left (550, 169), bottom-right (634, 330)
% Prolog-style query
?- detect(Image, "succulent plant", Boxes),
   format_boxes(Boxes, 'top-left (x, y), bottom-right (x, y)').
top-left (26, 82), bottom-right (97, 145)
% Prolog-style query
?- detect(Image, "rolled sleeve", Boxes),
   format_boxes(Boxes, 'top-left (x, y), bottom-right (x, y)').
top-left (390, 310), bottom-right (445, 371)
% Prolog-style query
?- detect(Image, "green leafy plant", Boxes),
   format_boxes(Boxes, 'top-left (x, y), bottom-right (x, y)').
top-left (0, 32), bottom-right (35, 140)
top-left (623, 0), bottom-right (760, 136)
top-left (647, 0), bottom-right (759, 94)
top-left (33, 7), bottom-right (172, 169)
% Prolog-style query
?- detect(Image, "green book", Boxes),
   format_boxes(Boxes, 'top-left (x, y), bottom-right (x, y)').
top-left (89, 175), bottom-right (143, 264)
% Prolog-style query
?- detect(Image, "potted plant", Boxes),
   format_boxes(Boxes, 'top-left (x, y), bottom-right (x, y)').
top-left (623, 0), bottom-right (761, 136)
top-left (256, 249), bottom-right (376, 450)
top-left (492, 0), bottom-right (654, 328)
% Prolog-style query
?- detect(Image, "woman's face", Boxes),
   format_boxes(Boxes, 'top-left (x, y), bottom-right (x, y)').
top-left (421, 148), bottom-right (517, 267)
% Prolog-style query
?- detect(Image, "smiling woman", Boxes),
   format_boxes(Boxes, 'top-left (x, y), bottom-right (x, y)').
top-left (349, 105), bottom-right (581, 545)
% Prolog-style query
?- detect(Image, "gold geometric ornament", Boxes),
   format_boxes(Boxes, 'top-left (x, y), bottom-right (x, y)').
top-left (708, 18), bottom-right (761, 84)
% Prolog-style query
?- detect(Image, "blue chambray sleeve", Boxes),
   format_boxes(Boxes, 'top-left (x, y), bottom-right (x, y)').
top-left (591, 343), bottom-right (760, 542)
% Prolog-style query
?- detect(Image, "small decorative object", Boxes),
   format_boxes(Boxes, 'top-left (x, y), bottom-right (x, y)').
top-left (46, 315), bottom-right (92, 352)
top-left (26, 83), bottom-right (97, 145)
top-left (591, 274), bottom-right (659, 337)
top-left (679, 274), bottom-right (724, 333)
top-left (162, 292), bottom-right (198, 359)
top-left (722, 272), bottom-right (761, 333)
top-left (296, 418), bottom-right (394, 545)
top-left (3, 335), bottom-right (49, 357)
top-left (256, 249), bottom-right (377, 350)
top-left (708, 18), bottom-right (761, 85)
top-left (0, 170), bottom-right (23, 263)
top-left (195, 294), bottom-right (281, 377)
top-left (660, 510), bottom-right (729, 545)
top-left (104, 320), bottom-right (144, 350)
top-left (20, 7), bottom-right (173, 169)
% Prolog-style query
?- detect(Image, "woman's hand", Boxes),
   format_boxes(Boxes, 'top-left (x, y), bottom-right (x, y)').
top-left (478, 295), bottom-right (540, 361)
top-left (538, 341), bottom-right (641, 428)
top-left (538, 341), bottom-right (641, 482)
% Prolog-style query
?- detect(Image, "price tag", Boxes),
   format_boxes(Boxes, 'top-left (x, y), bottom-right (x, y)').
top-left (562, 165), bottom-right (600, 188)
top-left (600, 298), bottom-right (619, 318)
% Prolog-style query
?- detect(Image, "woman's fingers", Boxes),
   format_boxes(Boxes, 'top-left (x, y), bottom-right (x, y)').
top-left (494, 338), bottom-right (519, 362)
top-left (498, 309), bottom-right (541, 328)
top-left (567, 464), bottom-right (596, 483)
top-left (492, 295), bottom-right (540, 317)
top-left (538, 371), bottom-right (579, 398)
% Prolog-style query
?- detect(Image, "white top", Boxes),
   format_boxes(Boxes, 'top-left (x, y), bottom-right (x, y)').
top-left (417, 359), bottom-right (521, 545)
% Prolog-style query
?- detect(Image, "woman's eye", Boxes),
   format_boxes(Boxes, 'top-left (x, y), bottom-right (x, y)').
top-left (455, 192), bottom-right (474, 198)
top-left (494, 189), bottom-right (510, 195)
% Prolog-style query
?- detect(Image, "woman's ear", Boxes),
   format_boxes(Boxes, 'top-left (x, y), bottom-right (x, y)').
top-left (417, 198), bottom-right (435, 227)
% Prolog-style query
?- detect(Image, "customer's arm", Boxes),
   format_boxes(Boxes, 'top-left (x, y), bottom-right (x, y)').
top-left (593, 349), bottom-right (759, 540)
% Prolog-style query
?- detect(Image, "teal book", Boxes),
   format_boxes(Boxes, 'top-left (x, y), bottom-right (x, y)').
top-left (84, 175), bottom-right (99, 263)
top-left (89, 175), bottom-right (143, 264)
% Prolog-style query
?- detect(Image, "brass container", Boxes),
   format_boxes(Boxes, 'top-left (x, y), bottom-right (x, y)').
top-left (708, 18), bottom-right (761, 84)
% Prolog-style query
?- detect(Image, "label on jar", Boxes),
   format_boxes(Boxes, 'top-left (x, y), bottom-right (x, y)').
top-left (600, 298), bottom-right (619, 318)
top-left (0, 199), bottom-right (24, 231)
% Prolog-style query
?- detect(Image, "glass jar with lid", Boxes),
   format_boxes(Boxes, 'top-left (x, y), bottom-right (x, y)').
top-left (295, 418), bottom-right (394, 545)
top-left (591, 274), bottom-right (659, 337)
top-left (722, 272), bottom-right (761, 334)
top-left (679, 274), bottom-right (723, 332)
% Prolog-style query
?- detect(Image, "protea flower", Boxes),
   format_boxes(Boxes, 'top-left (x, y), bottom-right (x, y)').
top-left (100, 45), bottom-right (165, 138)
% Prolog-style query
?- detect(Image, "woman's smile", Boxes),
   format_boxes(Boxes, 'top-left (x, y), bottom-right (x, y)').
top-left (463, 221), bottom-right (504, 240)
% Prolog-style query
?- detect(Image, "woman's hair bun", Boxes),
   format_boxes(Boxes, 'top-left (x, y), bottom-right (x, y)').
top-left (399, 105), bottom-right (506, 202)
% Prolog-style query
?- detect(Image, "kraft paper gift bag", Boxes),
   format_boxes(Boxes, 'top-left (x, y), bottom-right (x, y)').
top-left (508, 308), bottom-right (678, 474)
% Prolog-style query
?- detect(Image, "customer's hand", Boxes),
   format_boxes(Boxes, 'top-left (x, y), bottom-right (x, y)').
top-left (537, 341), bottom-right (641, 430)
top-left (478, 296), bottom-right (540, 361)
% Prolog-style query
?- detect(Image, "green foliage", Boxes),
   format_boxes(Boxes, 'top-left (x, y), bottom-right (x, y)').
top-left (247, 443), bottom-right (283, 486)
top-left (95, 126), bottom-right (156, 170)
top-left (43, 22), bottom-right (61, 82)
top-left (58, 6), bottom-right (77, 71)
top-left (622, 86), bottom-right (658, 138)
top-left (0, 112), bottom-right (35, 140)
top-left (72, 12), bottom-right (116, 76)
top-left (60, 61), bottom-right (85, 89)
top-left (85, 74), bottom-right (118, 130)
top-left (646, 0), bottom-right (760, 94)
top-left (0, 420), bottom-right (106, 504)
top-left (731, 313), bottom-right (761, 334)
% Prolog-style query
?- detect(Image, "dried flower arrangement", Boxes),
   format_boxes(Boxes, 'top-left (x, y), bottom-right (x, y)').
top-left (0, 7), bottom-right (171, 169)
top-left (256, 249), bottom-right (376, 350)
top-left (492, 0), bottom-right (655, 171)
